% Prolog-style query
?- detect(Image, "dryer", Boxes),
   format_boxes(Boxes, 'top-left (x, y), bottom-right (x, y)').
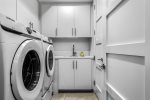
top-left (0, 14), bottom-right (44, 100)
top-left (42, 35), bottom-right (55, 100)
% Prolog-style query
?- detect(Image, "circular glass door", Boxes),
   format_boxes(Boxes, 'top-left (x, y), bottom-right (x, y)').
top-left (22, 50), bottom-right (40, 91)
top-left (46, 45), bottom-right (55, 77)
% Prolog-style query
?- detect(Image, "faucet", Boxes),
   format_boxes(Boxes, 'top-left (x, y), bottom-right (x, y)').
top-left (73, 44), bottom-right (76, 56)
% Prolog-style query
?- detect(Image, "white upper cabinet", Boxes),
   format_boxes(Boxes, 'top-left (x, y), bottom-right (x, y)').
top-left (74, 6), bottom-right (91, 37)
top-left (41, 5), bottom-right (58, 37)
top-left (0, 0), bottom-right (16, 20)
top-left (17, 0), bottom-right (40, 31)
top-left (58, 6), bottom-right (74, 37)
top-left (41, 5), bottom-right (91, 37)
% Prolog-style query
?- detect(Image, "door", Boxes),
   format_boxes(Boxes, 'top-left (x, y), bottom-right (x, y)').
top-left (58, 6), bottom-right (74, 37)
top-left (74, 5), bottom-right (91, 37)
top-left (97, 0), bottom-right (146, 100)
top-left (59, 59), bottom-right (74, 90)
top-left (75, 59), bottom-right (92, 89)
top-left (41, 5), bottom-right (57, 37)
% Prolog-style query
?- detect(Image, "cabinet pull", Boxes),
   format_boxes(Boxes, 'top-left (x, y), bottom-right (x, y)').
top-left (76, 60), bottom-right (77, 70)
top-left (75, 28), bottom-right (77, 36)
top-left (73, 60), bottom-right (75, 69)
top-left (56, 28), bottom-right (58, 36)
top-left (72, 28), bottom-right (74, 36)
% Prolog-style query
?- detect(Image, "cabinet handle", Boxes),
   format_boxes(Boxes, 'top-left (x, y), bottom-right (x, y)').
top-left (72, 28), bottom-right (74, 36)
top-left (76, 60), bottom-right (77, 70)
top-left (56, 28), bottom-right (58, 36)
top-left (75, 28), bottom-right (77, 36)
top-left (73, 60), bottom-right (75, 69)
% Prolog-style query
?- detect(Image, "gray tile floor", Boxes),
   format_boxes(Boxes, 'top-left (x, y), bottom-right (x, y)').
top-left (52, 93), bottom-right (98, 100)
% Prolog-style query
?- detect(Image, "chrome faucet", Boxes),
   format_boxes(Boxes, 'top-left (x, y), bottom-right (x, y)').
top-left (73, 44), bottom-right (76, 56)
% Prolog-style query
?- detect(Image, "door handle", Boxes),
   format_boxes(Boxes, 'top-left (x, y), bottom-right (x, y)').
top-left (101, 64), bottom-right (105, 70)
top-left (98, 58), bottom-right (106, 70)
top-left (76, 60), bottom-right (77, 70)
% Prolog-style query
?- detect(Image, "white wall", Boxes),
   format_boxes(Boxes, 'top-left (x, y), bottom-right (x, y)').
top-left (17, 0), bottom-right (40, 31)
top-left (0, 0), bottom-right (16, 20)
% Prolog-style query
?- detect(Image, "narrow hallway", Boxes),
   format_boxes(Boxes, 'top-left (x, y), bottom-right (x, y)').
top-left (52, 93), bottom-right (98, 100)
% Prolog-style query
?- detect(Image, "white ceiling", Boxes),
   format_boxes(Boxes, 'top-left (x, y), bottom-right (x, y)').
top-left (38, 0), bottom-right (93, 3)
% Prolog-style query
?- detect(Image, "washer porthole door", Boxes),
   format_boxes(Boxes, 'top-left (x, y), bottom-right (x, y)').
top-left (46, 45), bottom-right (55, 77)
top-left (11, 40), bottom-right (44, 100)
top-left (22, 50), bottom-right (41, 91)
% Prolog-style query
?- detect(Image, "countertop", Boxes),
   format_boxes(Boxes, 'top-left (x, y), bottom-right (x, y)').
top-left (55, 56), bottom-right (94, 59)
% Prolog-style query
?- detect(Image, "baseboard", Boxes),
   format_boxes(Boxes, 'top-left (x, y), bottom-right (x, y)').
top-left (58, 89), bottom-right (93, 93)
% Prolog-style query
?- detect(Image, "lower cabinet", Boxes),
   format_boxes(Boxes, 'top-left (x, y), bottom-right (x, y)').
top-left (58, 59), bottom-right (92, 90)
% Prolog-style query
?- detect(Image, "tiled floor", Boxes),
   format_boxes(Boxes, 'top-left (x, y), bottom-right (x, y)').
top-left (52, 93), bottom-right (98, 100)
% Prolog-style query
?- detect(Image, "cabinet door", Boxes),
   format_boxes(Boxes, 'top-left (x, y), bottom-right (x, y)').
top-left (74, 6), bottom-right (91, 37)
top-left (75, 59), bottom-right (92, 89)
top-left (58, 6), bottom-right (74, 37)
top-left (59, 59), bottom-right (74, 90)
top-left (41, 5), bottom-right (57, 37)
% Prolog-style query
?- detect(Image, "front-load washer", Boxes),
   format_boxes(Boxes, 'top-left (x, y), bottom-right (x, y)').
top-left (31, 31), bottom-right (44, 100)
top-left (0, 14), bottom-right (44, 100)
top-left (41, 35), bottom-right (55, 100)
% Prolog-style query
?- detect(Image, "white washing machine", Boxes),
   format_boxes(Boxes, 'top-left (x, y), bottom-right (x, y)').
top-left (0, 14), bottom-right (44, 100)
top-left (41, 35), bottom-right (55, 100)
top-left (30, 31), bottom-right (45, 100)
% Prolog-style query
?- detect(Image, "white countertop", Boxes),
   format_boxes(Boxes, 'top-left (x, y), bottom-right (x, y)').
top-left (55, 56), bottom-right (94, 59)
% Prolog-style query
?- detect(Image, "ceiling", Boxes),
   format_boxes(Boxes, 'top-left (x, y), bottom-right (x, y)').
top-left (38, 0), bottom-right (93, 3)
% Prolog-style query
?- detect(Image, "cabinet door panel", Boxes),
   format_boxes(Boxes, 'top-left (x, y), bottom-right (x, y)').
top-left (41, 5), bottom-right (57, 37)
top-left (75, 59), bottom-right (92, 89)
top-left (74, 6), bottom-right (91, 37)
top-left (59, 59), bottom-right (74, 89)
top-left (58, 6), bottom-right (74, 37)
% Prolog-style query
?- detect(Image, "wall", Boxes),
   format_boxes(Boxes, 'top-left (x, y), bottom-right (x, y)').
top-left (0, 0), bottom-right (40, 31)
top-left (53, 38), bottom-right (91, 56)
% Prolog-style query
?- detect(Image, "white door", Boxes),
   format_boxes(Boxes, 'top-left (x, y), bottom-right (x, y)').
top-left (74, 5), bottom-right (91, 37)
top-left (58, 6), bottom-right (74, 37)
top-left (96, 0), bottom-right (146, 100)
top-left (59, 59), bottom-right (74, 90)
top-left (75, 59), bottom-right (92, 89)
top-left (41, 5), bottom-right (58, 37)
